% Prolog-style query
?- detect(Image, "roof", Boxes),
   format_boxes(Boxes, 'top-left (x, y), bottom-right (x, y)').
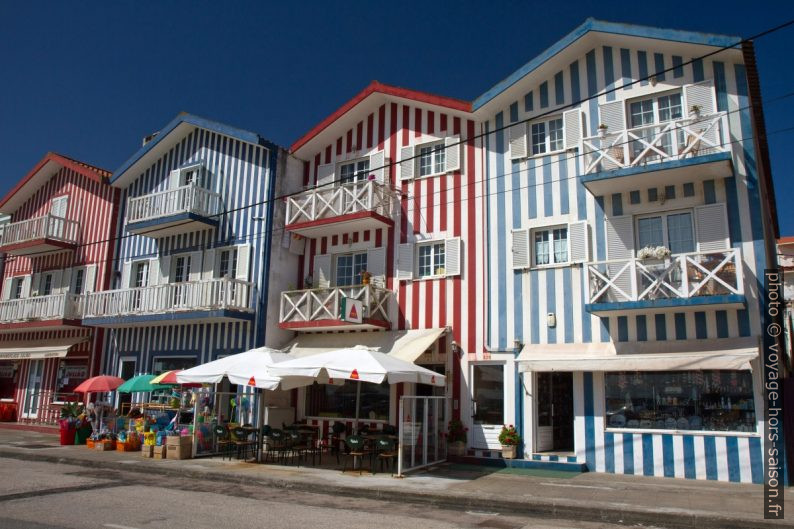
top-left (0, 152), bottom-right (111, 214)
top-left (289, 81), bottom-right (472, 154)
top-left (778, 237), bottom-right (794, 246)
top-left (112, 113), bottom-right (279, 188)
top-left (473, 18), bottom-right (741, 111)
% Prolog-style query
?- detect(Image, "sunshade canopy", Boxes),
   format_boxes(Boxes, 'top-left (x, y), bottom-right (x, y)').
top-left (74, 375), bottom-right (124, 394)
top-left (282, 328), bottom-right (447, 362)
top-left (117, 374), bottom-right (170, 393)
top-left (0, 337), bottom-right (87, 360)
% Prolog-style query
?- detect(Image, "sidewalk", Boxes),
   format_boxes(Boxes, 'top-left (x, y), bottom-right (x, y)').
top-left (0, 426), bottom-right (790, 529)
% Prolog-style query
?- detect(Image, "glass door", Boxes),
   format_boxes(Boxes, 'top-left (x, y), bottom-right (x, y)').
top-left (21, 360), bottom-right (44, 419)
top-left (117, 359), bottom-right (136, 415)
top-left (535, 372), bottom-right (574, 452)
top-left (470, 363), bottom-right (504, 449)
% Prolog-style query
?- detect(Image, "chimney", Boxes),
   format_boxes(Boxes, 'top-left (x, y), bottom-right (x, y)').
top-left (142, 131), bottom-right (159, 147)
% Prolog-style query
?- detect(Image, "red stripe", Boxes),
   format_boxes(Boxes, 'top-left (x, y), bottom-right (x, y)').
top-left (330, 235), bottom-right (337, 247)
top-left (363, 230), bottom-right (371, 242)
top-left (414, 108), bottom-right (422, 139)
top-left (440, 114), bottom-right (447, 132)
top-left (426, 177), bottom-right (434, 233)
top-left (424, 280), bottom-right (433, 328)
top-left (412, 180), bottom-right (420, 235)
top-left (411, 279), bottom-right (419, 330)
top-left (356, 121), bottom-right (363, 151)
top-left (366, 113), bottom-right (374, 149)
top-left (324, 145), bottom-right (332, 164)
top-left (352, 232), bottom-right (358, 243)
top-left (452, 117), bottom-right (462, 347)
top-left (336, 137), bottom-right (342, 157)
top-left (378, 105), bottom-right (387, 151)
top-left (302, 161), bottom-right (310, 187)
top-left (322, 237), bottom-right (329, 253)
top-left (314, 153), bottom-right (321, 185)
top-left (439, 276), bottom-right (446, 325)
top-left (427, 111), bottom-right (435, 135)
top-left (466, 119), bottom-right (476, 353)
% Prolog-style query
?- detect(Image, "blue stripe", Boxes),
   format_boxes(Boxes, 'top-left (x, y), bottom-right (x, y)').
top-left (737, 308), bottom-right (751, 337)
top-left (662, 435), bottom-right (674, 477)
top-left (683, 436), bottom-right (696, 479)
top-left (524, 91), bottom-right (533, 112)
top-left (554, 71), bottom-right (564, 105)
top-left (512, 160), bottom-right (524, 344)
top-left (749, 436), bottom-right (763, 484)
top-left (563, 267), bottom-right (573, 343)
top-left (637, 51), bottom-right (649, 85)
top-left (692, 58), bottom-right (704, 82)
top-left (540, 81), bottom-right (549, 108)
top-left (674, 313), bottom-right (687, 339)
top-left (630, 190), bottom-right (640, 204)
top-left (636, 315), bottom-right (647, 341)
top-left (713, 62), bottom-right (728, 112)
top-left (546, 271), bottom-right (557, 343)
top-left (484, 124), bottom-right (493, 346)
top-left (620, 48), bottom-right (632, 91)
top-left (653, 53), bottom-right (666, 81)
top-left (605, 432), bottom-right (615, 473)
top-left (528, 160), bottom-right (537, 219)
top-left (724, 176), bottom-right (742, 245)
top-left (495, 113), bottom-right (508, 350)
top-left (603, 46), bottom-right (615, 101)
top-left (726, 436), bottom-right (740, 482)
top-left (703, 179), bottom-right (716, 204)
top-left (543, 155), bottom-right (553, 216)
top-left (672, 55), bottom-right (684, 78)
top-left (600, 315), bottom-right (610, 344)
top-left (655, 313), bottom-right (667, 340)
top-left (594, 196), bottom-right (606, 260)
top-left (581, 270), bottom-right (592, 342)
top-left (695, 311), bottom-right (707, 339)
top-left (642, 435), bottom-right (654, 476)
top-left (530, 270), bottom-right (540, 344)
top-left (559, 153), bottom-right (569, 215)
top-left (716, 310), bottom-right (729, 338)
top-left (509, 102), bottom-right (519, 123)
top-left (617, 316), bottom-right (628, 342)
top-left (704, 436), bottom-right (718, 480)
top-left (583, 373), bottom-right (595, 470)
top-left (623, 433), bottom-right (634, 474)
top-left (569, 61), bottom-right (581, 103)
top-left (586, 50), bottom-right (599, 135)
top-left (611, 193), bottom-right (622, 216)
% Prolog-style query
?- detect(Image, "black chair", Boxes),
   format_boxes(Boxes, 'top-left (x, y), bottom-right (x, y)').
top-left (374, 436), bottom-right (398, 475)
top-left (382, 424), bottom-right (397, 436)
top-left (342, 434), bottom-right (369, 474)
top-left (214, 425), bottom-right (232, 460)
top-left (232, 426), bottom-right (256, 461)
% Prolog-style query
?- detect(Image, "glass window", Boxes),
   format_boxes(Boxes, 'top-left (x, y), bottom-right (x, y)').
top-left (339, 159), bottom-right (370, 185)
top-left (335, 252), bottom-right (367, 287)
top-left (218, 249), bottom-right (238, 279)
top-left (472, 364), bottom-right (504, 424)
top-left (133, 262), bottom-right (148, 288)
top-left (533, 227), bottom-right (568, 266)
top-left (418, 142), bottom-right (445, 177)
top-left (305, 380), bottom-right (390, 420)
top-left (666, 212), bottom-right (694, 254)
top-left (153, 357), bottom-right (195, 375)
top-left (417, 242), bottom-right (445, 278)
top-left (531, 122), bottom-right (546, 155)
top-left (531, 118), bottom-right (564, 155)
top-left (548, 118), bottom-right (564, 151)
top-left (637, 216), bottom-right (664, 249)
top-left (553, 228), bottom-right (568, 263)
top-left (636, 211), bottom-right (695, 255)
top-left (42, 274), bottom-right (53, 296)
top-left (534, 230), bottom-right (550, 265)
top-left (73, 269), bottom-right (85, 295)
top-left (605, 370), bottom-right (756, 432)
top-left (11, 278), bottom-right (23, 300)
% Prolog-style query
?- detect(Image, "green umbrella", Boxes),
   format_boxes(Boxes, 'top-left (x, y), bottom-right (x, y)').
top-left (117, 374), bottom-right (170, 393)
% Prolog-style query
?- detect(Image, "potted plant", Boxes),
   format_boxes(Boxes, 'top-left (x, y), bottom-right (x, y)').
top-left (637, 245), bottom-right (671, 260)
top-left (360, 270), bottom-right (372, 285)
top-left (446, 419), bottom-right (468, 457)
top-left (689, 104), bottom-right (702, 118)
top-left (498, 424), bottom-right (521, 459)
top-left (597, 123), bottom-right (608, 138)
top-left (59, 402), bottom-right (84, 446)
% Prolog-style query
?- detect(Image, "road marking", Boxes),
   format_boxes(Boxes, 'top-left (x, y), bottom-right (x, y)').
top-left (104, 524), bottom-right (142, 529)
top-left (465, 510), bottom-right (500, 516)
top-left (538, 482), bottom-right (615, 490)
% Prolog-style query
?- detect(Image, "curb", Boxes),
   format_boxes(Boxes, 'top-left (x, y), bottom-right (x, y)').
top-left (0, 449), bottom-right (781, 529)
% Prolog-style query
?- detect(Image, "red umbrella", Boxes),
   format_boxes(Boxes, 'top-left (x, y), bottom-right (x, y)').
top-left (74, 375), bottom-right (125, 394)
top-left (151, 370), bottom-right (200, 387)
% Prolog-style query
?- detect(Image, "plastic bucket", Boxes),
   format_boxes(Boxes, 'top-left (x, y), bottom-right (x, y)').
top-left (74, 425), bottom-right (92, 445)
top-left (59, 421), bottom-right (76, 446)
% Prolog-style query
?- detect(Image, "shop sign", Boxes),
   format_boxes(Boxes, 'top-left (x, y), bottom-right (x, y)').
top-left (62, 366), bottom-right (87, 379)
top-left (340, 297), bottom-right (363, 324)
top-left (0, 365), bottom-right (14, 378)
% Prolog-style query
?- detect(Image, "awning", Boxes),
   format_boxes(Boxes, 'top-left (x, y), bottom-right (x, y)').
top-left (281, 328), bottom-right (448, 363)
top-left (517, 337), bottom-right (759, 372)
top-left (0, 336), bottom-right (88, 360)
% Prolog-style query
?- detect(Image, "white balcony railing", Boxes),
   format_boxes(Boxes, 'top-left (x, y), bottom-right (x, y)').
top-left (81, 278), bottom-right (253, 319)
top-left (285, 180), bottom-right (396, 226)
top-left (587, 248), bottom-right (744, 305)
top-left (582, 112), bottom-right (728, 174)
top-left (279, 284), bottom-right (392, 325)
top-left (0, 293), bottom-right (82, 323)
top-left (0, 214), bottom-right (79, 247)
top-left (126, 184), bottom-right (222, 224)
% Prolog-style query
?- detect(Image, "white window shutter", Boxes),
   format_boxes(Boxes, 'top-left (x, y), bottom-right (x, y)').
top-left (695, 203), bottom-right (729, 251)
top-left (202, 249), bottom-right (215, 279)
top-left (397, 243), bottom-right (414, 280)
top-left (683, 79), bottom-right (716, 116)
top-left (511, 228), bottom-right (530, 269)
top-left (84, 265), bottom-right (97, 293)
top-left (598, 100), bottom-right (626, 133)
top-left (169, 169), bottom-right (181, 189)
top-left (30, 273), bottom-right (41, 296)
top-left (369, 150), bottom-right (387, 184)
top-left (568, 221), bottom-right (589, 263)
top-left (189, 251), bottom-right (203, 282)
top-left (235, 244), bottom-right (251, 281)
top-left (148, 259), bottom-right (160, 287)
top-left (399, 146), bottom-right (415, 181)
top-left (313, 254), bottom-right (332, 288)
top-left (605, 214), bottom-right (635, 301)
top-left (60, 268), bottom-right (72, 294)
top-left (316, 163), bottom-right (335, 187)
top-left (121, 261), bottom-right (132, 289)
top-left (445, 237), bottom-right (462, 276)
top-left (366, 246), bottom-right (387, 287)
top-left (444, 136), bottom-right (461, 172)
top-left (22, 275), bottom-right (32, 298)
top-left (2, 278), bottom-right (11, 300)
top-left (509, 123), bottom-right (528, 160)
top-left (563, 110), bottom-right (583, 150)
top-left (160, 256), bottom-right (171, 284)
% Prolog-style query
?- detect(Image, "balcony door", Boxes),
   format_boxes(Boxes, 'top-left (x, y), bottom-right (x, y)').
top-left (629, 92), bottom-right (684, 159)
top-left (171, 255), bottom-right (191, 307)
top-left (334, 252), bottom-right (367, 287)
top-left (21, 360), bottom-right (44, 419)
top-left (470, 363), bottom-right (504, 449)
top-left (48, 195), bottom-right (69, 239)
top-left (636, 210), bottom-right (695, 255)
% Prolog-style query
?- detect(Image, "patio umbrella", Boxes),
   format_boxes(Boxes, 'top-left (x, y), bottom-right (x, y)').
top-left (117, 374), bottom-right (170, 393)
top-left (74, 375), bottom-right (124, 432)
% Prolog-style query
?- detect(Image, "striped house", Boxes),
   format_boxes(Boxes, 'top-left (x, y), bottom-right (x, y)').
top-left (82, 113), bottom-right (300, 414)
top-left (0, 153), bottom-right (119, 423)
top-left (281, 82), bottom-right (485, 445)
top-left (475, 19), bottom-right (779, 483)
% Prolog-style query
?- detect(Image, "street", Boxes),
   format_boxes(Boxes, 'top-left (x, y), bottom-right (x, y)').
top-left (0, 458), bottom-right (661, 529)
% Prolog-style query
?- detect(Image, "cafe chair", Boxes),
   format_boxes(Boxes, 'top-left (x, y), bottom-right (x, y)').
top-left (374, 436), bottom-right (398, 475)
top-left (232, 426), bottom-right (256, 461)
top-left (214, 425), bottom-right (233, 460)
top-left (382, 424), bottom-right (397, 436)
top-left (342, 434), bottom-right (369, 475)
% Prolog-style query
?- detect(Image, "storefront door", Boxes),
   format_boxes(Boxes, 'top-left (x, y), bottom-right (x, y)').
top-left (117, 359), bottom-right (136, 414)
top-left (470, 363), bottom-right (504, 449)
top-left (536, 372), bottom-right (574, 452)
top-left (21, 360), bottom-right (44, 419)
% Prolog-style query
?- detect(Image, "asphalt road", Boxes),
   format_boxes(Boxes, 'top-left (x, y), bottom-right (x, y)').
top-left (0, 457), bottom-right (666, 529)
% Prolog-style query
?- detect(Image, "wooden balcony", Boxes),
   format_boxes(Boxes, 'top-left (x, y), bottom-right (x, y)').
top-left (279, 284), bottom-right (392, 331)
top-left (125, 184), bottom-right (222, 238)
top-left (586, 248), bottom-right (745, 314)
top-left (580, 113), bottom-right (732, 195)
top-left (0, 214), bottom-right (79, 255)
top-left (285, 180), bottom-right (396, 238)
top-left (80, 278), bottom-right (254, 327)
top-left (0, 294), bottom-right (83, 332)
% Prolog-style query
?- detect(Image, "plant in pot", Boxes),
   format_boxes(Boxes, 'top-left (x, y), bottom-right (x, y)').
top-left (360, 270), bottom-right (373, 285)
top-left (498, 424), bottom-right (521, 459)
top-left (597, 123), bottom-right (608, 138)
top-left (446, 419), bottom-right (468, 457)
top-left (58, 402), bottom-right (84, 446)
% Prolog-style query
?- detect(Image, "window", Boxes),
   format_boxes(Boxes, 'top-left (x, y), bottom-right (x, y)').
top-left (629, 91), bottom-right (685, 157)
top-left (533, 227), bottom-right (568, 266)
top-left (339, 159), bottom-right (370, 185)
top-left (305, 380), bottom-right (389, 420)
top-left (173, 256), bottom-right (191, 283)
top-left (218, 248), bottom-right (238, 279)
top-left (472, 364), bottom-right (504, 425)
top-left (418, 242), bottom-right (445, 278)
top-left (42, 273), bottom-right (53, 296)
top-left (132, 262), bottom-right (148, 288)
top-left (152, 357), bottom-right (195, 375)
top-left (73, 269), bottom-right (85, 295)
top-left (335, 252), bottom-right (367, 287)
top-left (418, 142), bottom-right (445, 177)
top-left (11, 278), bottom-right (24, 300)
top-left (636, 210), bottom-right (694, 254)
top-left (605, 370), bottom-right (756, 432)
top-left (530, 117), bottom-right (564, 155)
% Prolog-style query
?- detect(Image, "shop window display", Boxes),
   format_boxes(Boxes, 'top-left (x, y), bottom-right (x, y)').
top-left (305, 380), bottom-right (389, 420)
top-left (604, 370), bottom-right (756, 432)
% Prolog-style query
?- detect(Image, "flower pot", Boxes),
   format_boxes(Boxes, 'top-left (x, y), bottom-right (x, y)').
top-left (501, 444), bottom-right (517, 459)
top-left (59, 421), bottom-right (76, 446)
top-left (447, 441), bottom-right (466, 457)
top-left (74, 425), bottom-right (92, 445)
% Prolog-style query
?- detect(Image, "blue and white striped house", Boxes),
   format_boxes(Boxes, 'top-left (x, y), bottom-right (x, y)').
top-left (472, 19), bottom-right (777, 483)
top-left (81, 114), bottom-right (299, 398)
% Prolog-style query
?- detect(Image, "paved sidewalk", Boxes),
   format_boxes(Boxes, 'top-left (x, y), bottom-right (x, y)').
top-left (0, 426), bottom-right (790, 529)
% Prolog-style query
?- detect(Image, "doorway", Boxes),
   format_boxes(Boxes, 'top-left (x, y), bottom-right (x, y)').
top-left (470, 363), bottom-right (504, 449)
top-left (117, 359), bottom-right (136, 415)
top-left (535, 372), bottom-right (574, 452)
top-left (21, 360), bottom-right (44, 419)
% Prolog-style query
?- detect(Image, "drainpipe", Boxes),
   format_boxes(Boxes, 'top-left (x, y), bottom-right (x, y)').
top-left (513, 341), bottom-right (524, 459)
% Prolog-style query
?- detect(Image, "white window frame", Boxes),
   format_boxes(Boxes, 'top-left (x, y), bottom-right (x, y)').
top-left (11, 277), bottom-right (24, 300)
top-left (529, 116), bottom-right (565, 157)
top-left (416, 140), bottom-right (447, 179)
top-left (530, 225), bottom-right (569, 268)
top-left (216, 247), bottom-right (239, 279)
top-left (337, 157), bottom-right (371, 186)
top-left (634, 208), bottom-right (695, 256)
top-left (131, 261), bottom-right (149, 288)
top-left (416, 240), bottom-right (446, 279)
top-left (171, 253), bottom-right (192, 284)
top-left (71, 267), bottom-right (86, 295)
top-left (178, 162), bottom-right (203, 187)
top-left (626, 89), bottom-right (685, 128)
top-left (333, 251), bottom-right (368, 287)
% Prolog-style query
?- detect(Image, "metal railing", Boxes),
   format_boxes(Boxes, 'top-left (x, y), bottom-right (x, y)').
top-left (81, 277), bottom-right (253, 318)
top-left (0, 293), bottom-right (82, 322)
top-left (279, 284), bottom-right (392, 325)
top-left (0, 214), bottom-right (79, 247)
top-left (587, 248), bottom-right (743, 304)
top-left (126, 184), bottom-right (223, 224)
top-left (285, 180), bottom-right (397, 226)
top-left (582, 112), bottom-right (728, 174)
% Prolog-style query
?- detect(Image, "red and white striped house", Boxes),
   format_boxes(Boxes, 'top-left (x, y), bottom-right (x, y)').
top-left (0, 153), bottom-right (118, 423)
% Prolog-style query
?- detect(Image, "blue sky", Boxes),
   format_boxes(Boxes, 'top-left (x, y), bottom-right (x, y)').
top-left (1, 1), bottom-right (793, 232)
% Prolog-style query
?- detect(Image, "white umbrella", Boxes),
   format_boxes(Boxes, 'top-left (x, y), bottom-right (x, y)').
top-left (177, 347), bottom-right (291, 390)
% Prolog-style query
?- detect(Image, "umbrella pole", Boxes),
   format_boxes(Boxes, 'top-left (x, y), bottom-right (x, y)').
top-left (354, 381), bottom-right (361, 434)
top-left (257, 389), bottom-right (265, 462)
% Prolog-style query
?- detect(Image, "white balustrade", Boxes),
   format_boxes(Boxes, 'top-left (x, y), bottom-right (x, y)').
top-left (0, 214), bottom-right (79, 246)
top-left (286, 180), bottom-right (396, 225)
top-left (0, 293), bottom-right (82, 323)
top-left (81, 278), bottom-right (252, 318)
top-left (126, 184), bottom-right (222, 224)
top-left (587, 248), bottom-right (743, 304)
top-left (582, 112), bottom-right (728, 174)
top-left (279, 284), bottom-right (392, 325)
